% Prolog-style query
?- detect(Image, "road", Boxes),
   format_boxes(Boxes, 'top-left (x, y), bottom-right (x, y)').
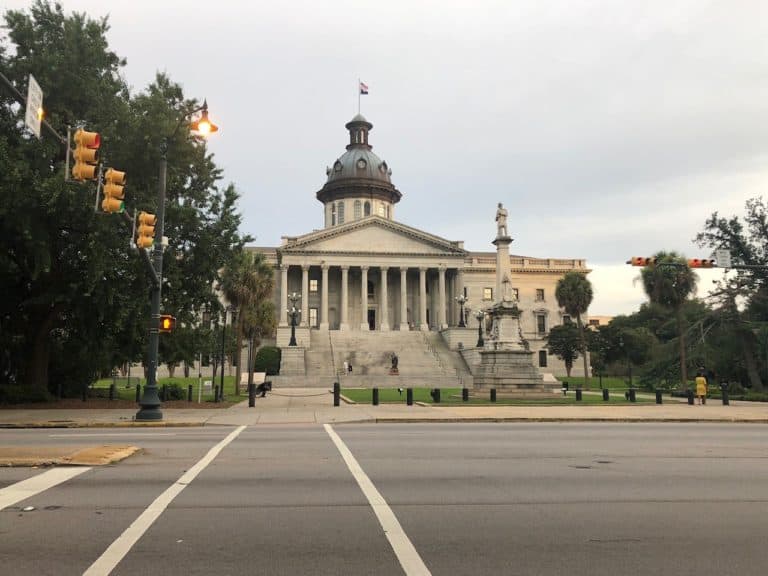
top-left (1, 423), bottom-right (767, 575)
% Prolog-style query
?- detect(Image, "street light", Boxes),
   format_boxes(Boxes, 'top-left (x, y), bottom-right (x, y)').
top-left (455, 294), bottom-right (469, 327)
top-left (218, 305), bottom-right (236, 402)
top-left (475, 310), bottom-right (485, 348)
top-left (287, 292), bottom-right (301, 347)
top-left (135, 101), bottom-right (219, 421)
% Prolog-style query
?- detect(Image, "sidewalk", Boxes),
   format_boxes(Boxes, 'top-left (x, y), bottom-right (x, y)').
top-left (1, 389), bottom-right (767, 428)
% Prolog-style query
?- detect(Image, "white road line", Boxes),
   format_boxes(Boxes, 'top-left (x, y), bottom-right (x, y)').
top-left (0, 467), bottom-right (91, 511)
top-left (324, 424), bottom-right (432, 576)
top-left (84, 425), bottom-right (246, 576)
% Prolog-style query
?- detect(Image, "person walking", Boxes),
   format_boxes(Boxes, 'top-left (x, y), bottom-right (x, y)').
top-left (342, 360), bottom-right (348, 376)
top-left (695, 368), bottom-right (708, 405)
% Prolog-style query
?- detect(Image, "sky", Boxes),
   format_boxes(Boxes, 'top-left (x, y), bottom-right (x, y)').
top-left (4, 0), bottom-right (767, 315)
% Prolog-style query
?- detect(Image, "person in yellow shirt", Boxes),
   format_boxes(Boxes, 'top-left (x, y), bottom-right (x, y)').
top-left (695, 368), bottom-right (708, 405)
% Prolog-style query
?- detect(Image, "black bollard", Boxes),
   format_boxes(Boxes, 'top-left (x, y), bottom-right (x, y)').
top-left (372, 387), bottom-right (379, 406)
top-left (135, 384), bottom-right (141, 403)
top-left (629, 389), bottom-right (636, 403)
top-left (109, 383), bottom-right (116, 401)
top-left (249, 383), bottom-right (256, 407)
top-left (188, 384), bottom-right (193, 402)
top-left (431, 388), bottom-right (441, 403)
top-left (462, 388), bottom-right (469, 402)
top-left (575, 388), bottom-right (582, 401)
top-left (687, 389), bottom-right (694, 405)
top-left (333, 381), bottom-right (340, 407)
top-left (602, 388), bottom-right (609, 402)
top-left (655, 390), bottom-right (662, 404)
top-left (406, 387), bottom-right (413, 406)
top-left (720, 383), bottom-right (729, 406)
top-left (490, 388), bottom-right (497, 403)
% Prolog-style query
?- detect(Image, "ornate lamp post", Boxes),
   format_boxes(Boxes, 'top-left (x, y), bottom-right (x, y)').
top-left (475, 310), bottom-right (485, 348)
top-left (455, 294), bottom-right (469, 327)
top-left (218, 305), bottom-right (236, 402)
top-left (135, 101), bottom-right (218, 421)
top-left (287, 292), bottom-right (301, 346)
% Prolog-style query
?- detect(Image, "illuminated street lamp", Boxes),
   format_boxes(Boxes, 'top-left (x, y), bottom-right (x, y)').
top-left (455, 294), bottom-right (469, 327)
top-left (287, 292), bottom-right (301, 347)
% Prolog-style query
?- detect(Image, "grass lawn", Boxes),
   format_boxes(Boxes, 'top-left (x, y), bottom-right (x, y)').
top-left (341, 387), bottom-right (653, 405)
top-left (92, 375), bottom-right (239, 404)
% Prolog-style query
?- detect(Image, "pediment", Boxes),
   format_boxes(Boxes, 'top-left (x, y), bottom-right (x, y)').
top-left (280, 217), bottom-right (466, 256)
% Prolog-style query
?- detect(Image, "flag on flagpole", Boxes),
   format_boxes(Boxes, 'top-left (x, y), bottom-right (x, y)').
top-left (359, 81), bottom-right (369, 95)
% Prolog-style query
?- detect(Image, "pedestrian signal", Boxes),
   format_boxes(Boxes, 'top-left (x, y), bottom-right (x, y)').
top-left (102, 168), bottom-right (126, 213)
top-left (71, 129), bottom-right (100, 181)
top-left (159, 314), bottom-right (176, 333)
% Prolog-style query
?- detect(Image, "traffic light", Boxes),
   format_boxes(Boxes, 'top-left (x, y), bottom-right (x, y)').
top-left (101, 168), bottom-right (126, 213)
top-left (688, 258), bottom-right (716, 268)
top-left (159, 314), bottom-right (176, 333)
top-left (71, 129), bottom-right (100, 181)
top-left (627, 257), bottom-right (657, 266)
top-left (136, 211), bottom-right (156, 249)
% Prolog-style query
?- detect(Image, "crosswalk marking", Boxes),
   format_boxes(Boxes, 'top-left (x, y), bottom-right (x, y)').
top-left (0, 467), bottom-right (91, 511)
top-left (325, 424), bottom-right (432, 576)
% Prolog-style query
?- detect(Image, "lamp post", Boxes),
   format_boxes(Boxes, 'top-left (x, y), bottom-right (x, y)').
top-left (475, 310), bottom-right (485, 348)
top-left (287, 292), bottom-right (301, 346)
top-left (219, 305), bottom-right (236, 402)
top-left (135, 101), bottom-right (218, 421)
top-left (455, 294), bottom-right (469, 327)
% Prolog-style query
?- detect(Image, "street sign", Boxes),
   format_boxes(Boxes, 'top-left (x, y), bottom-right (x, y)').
top-left (714, 249), bottom-right (732, 269)
top-left (25, 74), bottom-right (43, 139)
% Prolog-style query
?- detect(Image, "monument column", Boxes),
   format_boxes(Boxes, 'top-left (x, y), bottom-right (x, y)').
top-left (419, 267), bottom-right (428, 331)
top-left (340, 266), bottom-right (349, 331)
top-left (494, 202), bottom-right (513, 302)
top-left (360, 266), bottom-right (369, 331)
top-left (279, 264), bottom-right (288, 326)
top-left (301, 265), bottom-right (309, 327)
top-left (399, 267), bottom-right (408, 331)
top-left (320, 263), bottom-right (329, 330)
top-left (438, 265), bottom-right (447, 329)
top-left (380, 267), bottom-right (390, 331)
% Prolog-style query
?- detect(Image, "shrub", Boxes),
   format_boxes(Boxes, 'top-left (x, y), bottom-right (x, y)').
top-left (163, 382), bottom-right (186, 400)
top-left (0, 385), bottom-right (51, 404)
top-left (254, 346), bottom-right (281, 375)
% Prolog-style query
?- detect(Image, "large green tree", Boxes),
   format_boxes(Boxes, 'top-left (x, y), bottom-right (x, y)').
top-left (546, 323), bottom-right (581, 378)
top-left (555, 271), bottom-right (593, 386)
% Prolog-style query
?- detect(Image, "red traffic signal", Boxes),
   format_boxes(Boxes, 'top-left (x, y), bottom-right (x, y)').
top-left (158, 314), bottom-right (176, 333)
top-left (688, 259), bottom-right (716, 268)
top-left (627, 257), bottom-right (657, 266)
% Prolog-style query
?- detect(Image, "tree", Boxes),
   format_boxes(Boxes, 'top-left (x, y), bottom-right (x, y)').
top-left (638, 252), bottom-right (698, 389)
top-left (555, 272), bottom-right (594, 386)
top-left (546, 323), bottom-right (581, 377)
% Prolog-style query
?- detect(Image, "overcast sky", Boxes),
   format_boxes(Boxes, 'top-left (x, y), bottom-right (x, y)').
top-left (5, 0), bottom-right (767, 314)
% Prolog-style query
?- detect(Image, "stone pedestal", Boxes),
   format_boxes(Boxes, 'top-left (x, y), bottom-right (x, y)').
top-left (473, 349), bottom-right (558, 396)
top-left (279, 347), bottom-right (306, 376)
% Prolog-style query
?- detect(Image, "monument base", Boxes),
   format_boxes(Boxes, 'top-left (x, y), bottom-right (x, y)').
top-left (473, 349), bottom-right (559, 396)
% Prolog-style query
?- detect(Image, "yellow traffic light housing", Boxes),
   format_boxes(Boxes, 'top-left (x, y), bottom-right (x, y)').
top-left (136, 211), bottom-right (156, 249)
top-left (159, 314), bottom-right (176, 333)
top-left (102, 168), bottom-right (126, 213)
top-left (627, 257), bottom-right (657, 266)
top-left (72, 129), bottom-right (100, 181)
top-left (688, 259), bottom-right (716, 268)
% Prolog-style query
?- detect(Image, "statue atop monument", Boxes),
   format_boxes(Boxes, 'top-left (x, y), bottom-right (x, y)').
top-left (495, 202), bottom-right (508, 238)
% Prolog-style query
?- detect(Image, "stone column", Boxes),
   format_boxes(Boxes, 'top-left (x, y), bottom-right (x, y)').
top-left (340, 265), bottom-right (349, 331)
top-left (456, 268), bottom-right (465, 326)
top-left (399, 267), bottom-right (408, 331)
top-left (493, 236), bottom-right (513, 304)
top-left (280, 264), bottom-right (288, 326)
top-left (419, 267), bottom-right (428, 331)
top-left (320, 263), bottom-right (329, 330)
top-left (380, 266), bottom-right (389, 331)
top-left (438, 265), bottom-right (447, 329)
top-left (301, 265), bottom-right (309, 327)
top-left (360, 266), bottom-right (369, 331)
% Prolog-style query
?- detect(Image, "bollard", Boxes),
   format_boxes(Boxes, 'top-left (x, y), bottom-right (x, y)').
top-left (629, 388), bottom-right (636, 403)
top-left (372, 387), bottom-right (379, 406)
top-left (406, 387), bottom-right (413, 406)
top-left (720, 383), bottom-right (729, 406)
top-left (135, 384), bottom-right (141, 403)
top-left (462, 388), bottom-right (469, 402)
top-left (431, 388), bottom-right (441, 403)
top-left (188, 384), bottom-right (193, 402)
top-left (109, 383), bottom-right (116, 401)
top-left (575, 388), bottom-right (582, 401)
top-left (333, 381), bottom-right (340, 407)
top-left (490, 388), bottom-right (497, 403)
top-left (602, 388), bottom-right (609, 402)
top-left (687, 389), bottom-right (694, 405)
top-left (655, 390), bottom-right (662, 404)
top-left (249, 383), bottom-right (256, 407)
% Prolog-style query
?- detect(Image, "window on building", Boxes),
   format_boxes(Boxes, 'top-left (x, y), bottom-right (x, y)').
top-left (378, 203), bottom-right (386, 217)
top-left (589, 319), bottom-right (600, 327)
top-left (337, 201), bottom-right (345, 224)
top-left (309, 279), bottom-right (318, 293)
top-left (367, 280), bottom-right (375, 300)
top-left (562, 314), bottom-right (572, 325)
top-left (309, 308), bottom-right (318, 327)
top-left (354, 200), bottom-right (362, 220)
top-left (364, 201), bottom-right (371, 216)
top-left (538, 350), bottom-right (547, 367)
top-left (483, 287), bottom-right (493, 301)
top-left (331, 203), bottom-right (336, 226)
top-left (536, 314), bottom-right (547, 334)
top-left (535, 289), bottom-right (545, 301)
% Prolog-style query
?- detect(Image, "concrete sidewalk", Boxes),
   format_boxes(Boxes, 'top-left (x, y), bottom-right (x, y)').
top-left (1, 389), bottom-right (767, 428)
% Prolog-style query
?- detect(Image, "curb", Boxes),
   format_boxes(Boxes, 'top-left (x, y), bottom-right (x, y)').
top-left (0, 421), bottom-right (207, 429)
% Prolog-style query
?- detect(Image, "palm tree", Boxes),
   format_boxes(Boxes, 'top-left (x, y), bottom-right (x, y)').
top-left (639, 251), bottom-right (697, 389)
top-left (220, 250), bottom-right (276, 389)
top-left (555, 271), bottom-right (594, 388)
